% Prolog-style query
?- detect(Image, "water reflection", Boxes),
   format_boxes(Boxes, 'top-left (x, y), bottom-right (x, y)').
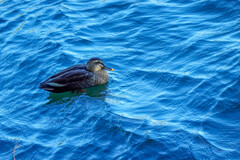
top-left (46, 83), bottom-right (109, 105)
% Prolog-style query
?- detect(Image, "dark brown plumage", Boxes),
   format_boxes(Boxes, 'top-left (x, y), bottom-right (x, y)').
top-left (39, 57), bottom-right (113, 93)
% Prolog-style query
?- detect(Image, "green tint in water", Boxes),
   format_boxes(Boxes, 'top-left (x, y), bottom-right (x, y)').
top-left (46, 84), bottom-right (109, 105)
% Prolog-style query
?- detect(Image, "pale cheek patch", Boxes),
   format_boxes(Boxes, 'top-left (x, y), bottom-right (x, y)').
top-left (94, 65), bottom-right (102, 72)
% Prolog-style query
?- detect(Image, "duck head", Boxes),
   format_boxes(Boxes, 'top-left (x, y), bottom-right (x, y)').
top-left (86, 57), bottom-right (114, 72)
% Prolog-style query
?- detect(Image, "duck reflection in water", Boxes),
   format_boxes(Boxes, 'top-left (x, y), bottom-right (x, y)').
top-left (46, 83), bottom-right (109, 105)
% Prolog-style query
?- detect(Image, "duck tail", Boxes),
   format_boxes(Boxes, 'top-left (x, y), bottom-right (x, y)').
top-left (39, 82), bottom-right (55, 91)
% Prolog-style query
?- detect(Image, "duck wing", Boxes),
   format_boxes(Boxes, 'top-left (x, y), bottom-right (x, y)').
top-left (46, 64), bottom-right (85, 81)
top-left (40, 65), bottom-right (95, 93)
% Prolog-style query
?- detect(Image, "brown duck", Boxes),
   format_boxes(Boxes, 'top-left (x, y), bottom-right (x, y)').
top-left (39, 57), bottom-right (114, 93)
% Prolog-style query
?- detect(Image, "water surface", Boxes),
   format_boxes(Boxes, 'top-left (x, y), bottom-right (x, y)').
top-left (0, 0), bottom-right (239, 159)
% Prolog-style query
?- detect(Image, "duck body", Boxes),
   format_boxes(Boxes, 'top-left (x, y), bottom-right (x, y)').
top-left (39, 58), bottom-right (113, 93)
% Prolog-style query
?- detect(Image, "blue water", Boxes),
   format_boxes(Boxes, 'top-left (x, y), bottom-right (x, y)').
top-left (0, 0), bottom-right (239, 159)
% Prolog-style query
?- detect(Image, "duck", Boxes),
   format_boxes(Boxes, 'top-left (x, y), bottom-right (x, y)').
top-left (39, 57), bottom-right (114, 93)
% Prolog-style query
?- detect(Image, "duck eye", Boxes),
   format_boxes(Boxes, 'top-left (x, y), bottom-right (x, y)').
top-left (97, 62), bottom-right (103, 65)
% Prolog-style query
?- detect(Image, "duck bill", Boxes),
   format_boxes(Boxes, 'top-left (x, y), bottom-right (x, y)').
top-left (103, 65), bottom-right (114, 71)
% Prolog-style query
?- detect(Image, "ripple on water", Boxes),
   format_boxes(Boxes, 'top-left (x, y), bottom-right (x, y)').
top-left (0, 0), bottom-right (240, 159)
